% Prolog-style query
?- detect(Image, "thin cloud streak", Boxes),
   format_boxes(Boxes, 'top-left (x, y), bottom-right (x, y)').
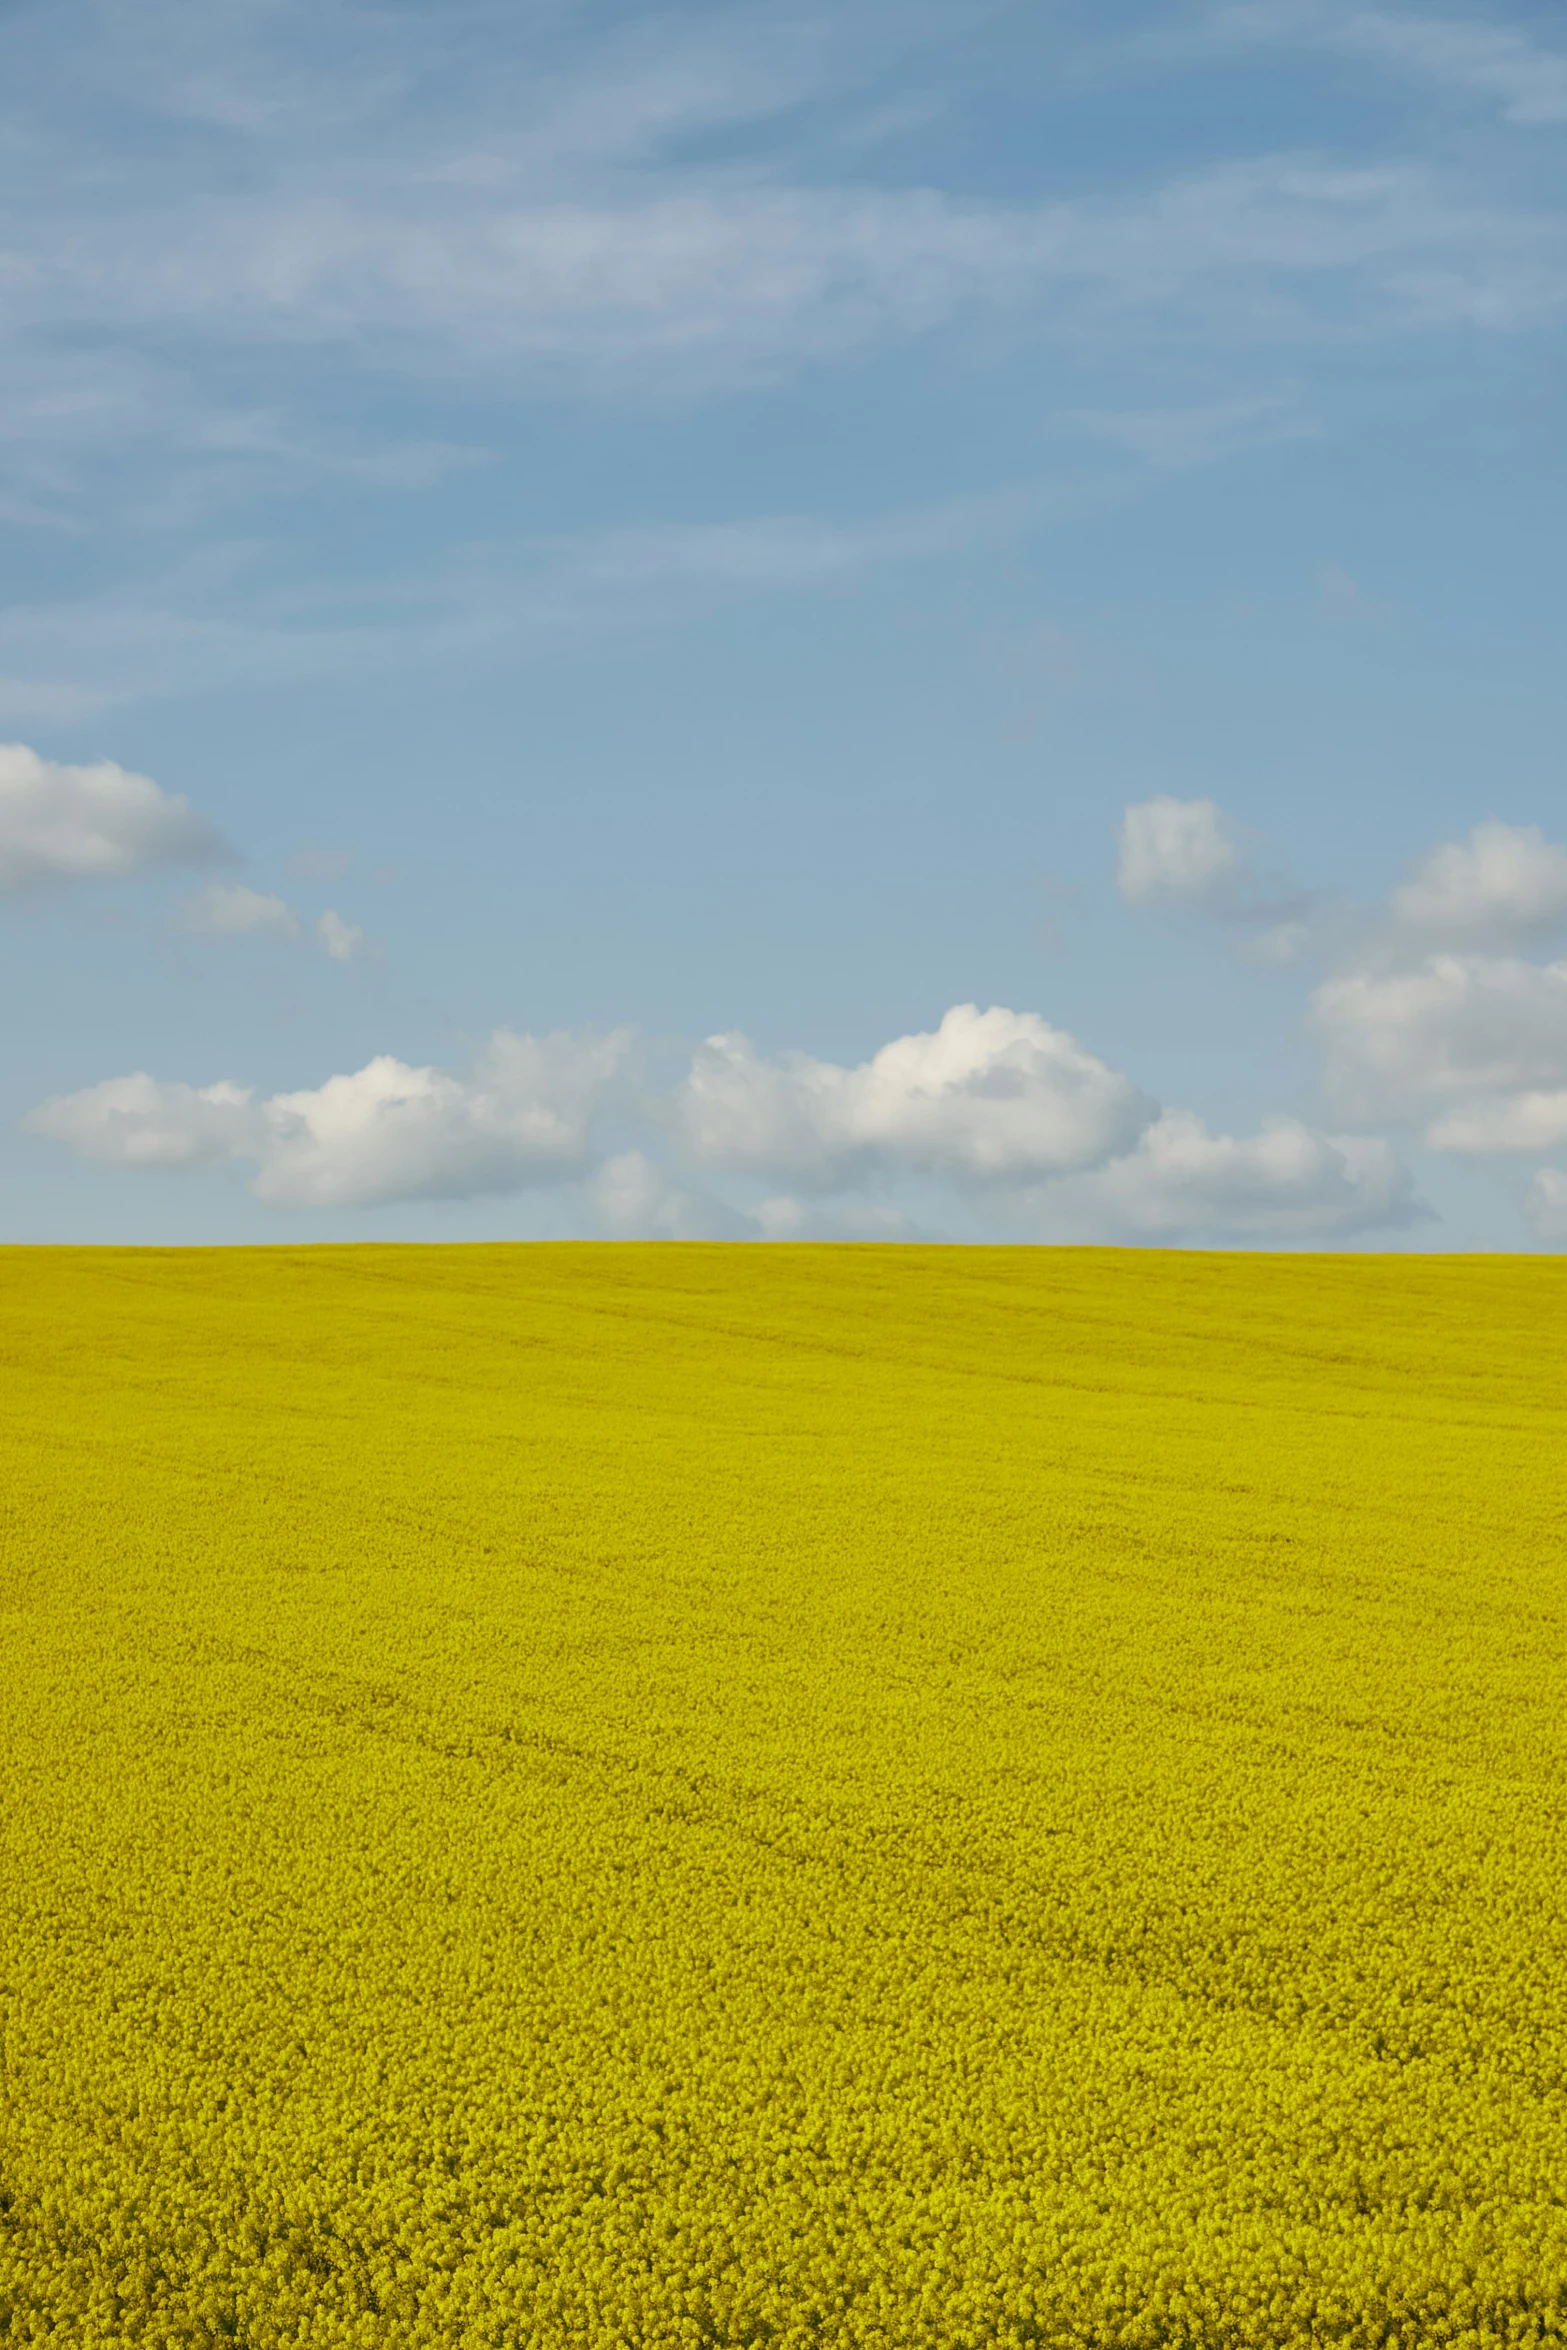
top-left (1204, 5), bottom-right (1567, 127)
top-left (10, 164), bottom-right (1564, 378)
top-left (2, 2), bottom-right (1564, 567)
top-left (0, 475), bottom-right (1120, 720)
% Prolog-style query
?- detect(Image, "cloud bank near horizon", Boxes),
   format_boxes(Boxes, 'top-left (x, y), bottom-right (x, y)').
top-left (15, 785), bottom-right (1567, 1250)
top-left (25, 1003), bottom-right (1427, 1243)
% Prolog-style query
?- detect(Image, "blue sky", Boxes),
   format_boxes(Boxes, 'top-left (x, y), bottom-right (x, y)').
top-left (5, 0), bottom-right (1567, 1246)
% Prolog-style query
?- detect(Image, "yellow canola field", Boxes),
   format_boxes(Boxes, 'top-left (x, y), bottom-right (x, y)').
top-left (3, 1241), bottom-right (1567, 2350)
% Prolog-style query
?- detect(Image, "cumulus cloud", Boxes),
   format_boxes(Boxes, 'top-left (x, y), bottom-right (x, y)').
top-left (25, 1029), bottom-right (629, 1207)
top-left (673, 1003), bottom-right (1153, 1188)
top-left (0, 741), bottom-right (224, 889)
top-left (1302, 822), bottom-right (1567, 1166)
top-left (1024, 1109), bottom-right (1425, 1241)
top-left (25, 996), bottom-right (1437, 1246)
top-left (590, 1152), bottom-right (929, 1242)
top-left (591, 1150), bottom-right (748, 1240)
top-left (24, 1073), bottom-right (260, 1169)
top-left (180, 885), bottom-right (369, 960)
top-left (185, 881), bottom-right (300, 938)
top-left (1425, 1091), bottom-right (1567, 1154)
top-left (1526, 1168), bottom-right (1567, 1242)
top-left (1389, 821), bottom-right (1567, 949)
top-left (1314, 952), bottom-right (1567, 1138)
top-left (316, 908), bottom-right (365, 962)
top-left (256, 1036), bottom-right (627, 1206)
top-left (1116, 796), bottom-right (1247, 910)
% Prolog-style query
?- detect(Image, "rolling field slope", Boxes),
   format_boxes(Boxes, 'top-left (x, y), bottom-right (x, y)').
top-left (3, 1241), bottom-right (1567, 2348)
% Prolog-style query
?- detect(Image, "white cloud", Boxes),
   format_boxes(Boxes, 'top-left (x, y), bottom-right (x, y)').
top-left (0, 741), bottom-right (224, 888)
top-left (1426, 1091), bottom-right (1567, 1154)
top-left (1116, 795), bottom-right (1245, 909)
top-left (179, 884), bottom-right (368, 959)
top-left (1314, 953), bottom-right (1567, 1131)
top-left (17, 995), bottom-right (1432, 1245)
top-left (593, 1148), bottom-right (688, 1236)
top-left (185, 880), bottom-right (300, 938)
top-left (1114, 794), bottom-right (1310, 948)
top-left (24, 1073), bottom-right (260, 1169)
top-left (24, 1029), bottom-right (629, 1207)
top-left (1389, 821), bottom-right (1567, 949)
top-left (1526, 1167), bottom-right (1567, 1242)
top-left (316, 908), bottom-right (365, 962)
top-left (1023, 1108), bottom-right (1425, 1240)
top-left (590, 1149), bottom-right (748, 1240)
top-left (673, 1003), bottom-right (1153, 1187)
top-left (256, 1031), bottom-right (629, 1206)
top-left (1307, 822), bottom-right (1567, 1163)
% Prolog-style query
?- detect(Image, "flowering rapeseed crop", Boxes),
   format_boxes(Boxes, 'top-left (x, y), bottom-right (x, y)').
top-left (3, 1241), bottom-right (1567, 2347)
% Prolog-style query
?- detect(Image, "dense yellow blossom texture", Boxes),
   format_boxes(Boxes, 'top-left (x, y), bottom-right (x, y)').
top-left (3, 1241), bottom-right (1567, 2347)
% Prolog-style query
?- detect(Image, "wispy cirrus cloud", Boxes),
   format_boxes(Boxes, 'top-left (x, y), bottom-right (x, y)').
top-left (1070, 392), bottom-right (1318, 470)
top-left (2, 0), bottom-right (1564, 625)
top-left (2, 2), bottom-right (1564, 510)
top-left (1206, 5), bottom-right (1567, 126)
top-left (12, 161), bottom-right (1564, 386)
top-left (1340, 12), bottom-right (1567, 125)
top-left (0, 479), bottom-right (1096, 720)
